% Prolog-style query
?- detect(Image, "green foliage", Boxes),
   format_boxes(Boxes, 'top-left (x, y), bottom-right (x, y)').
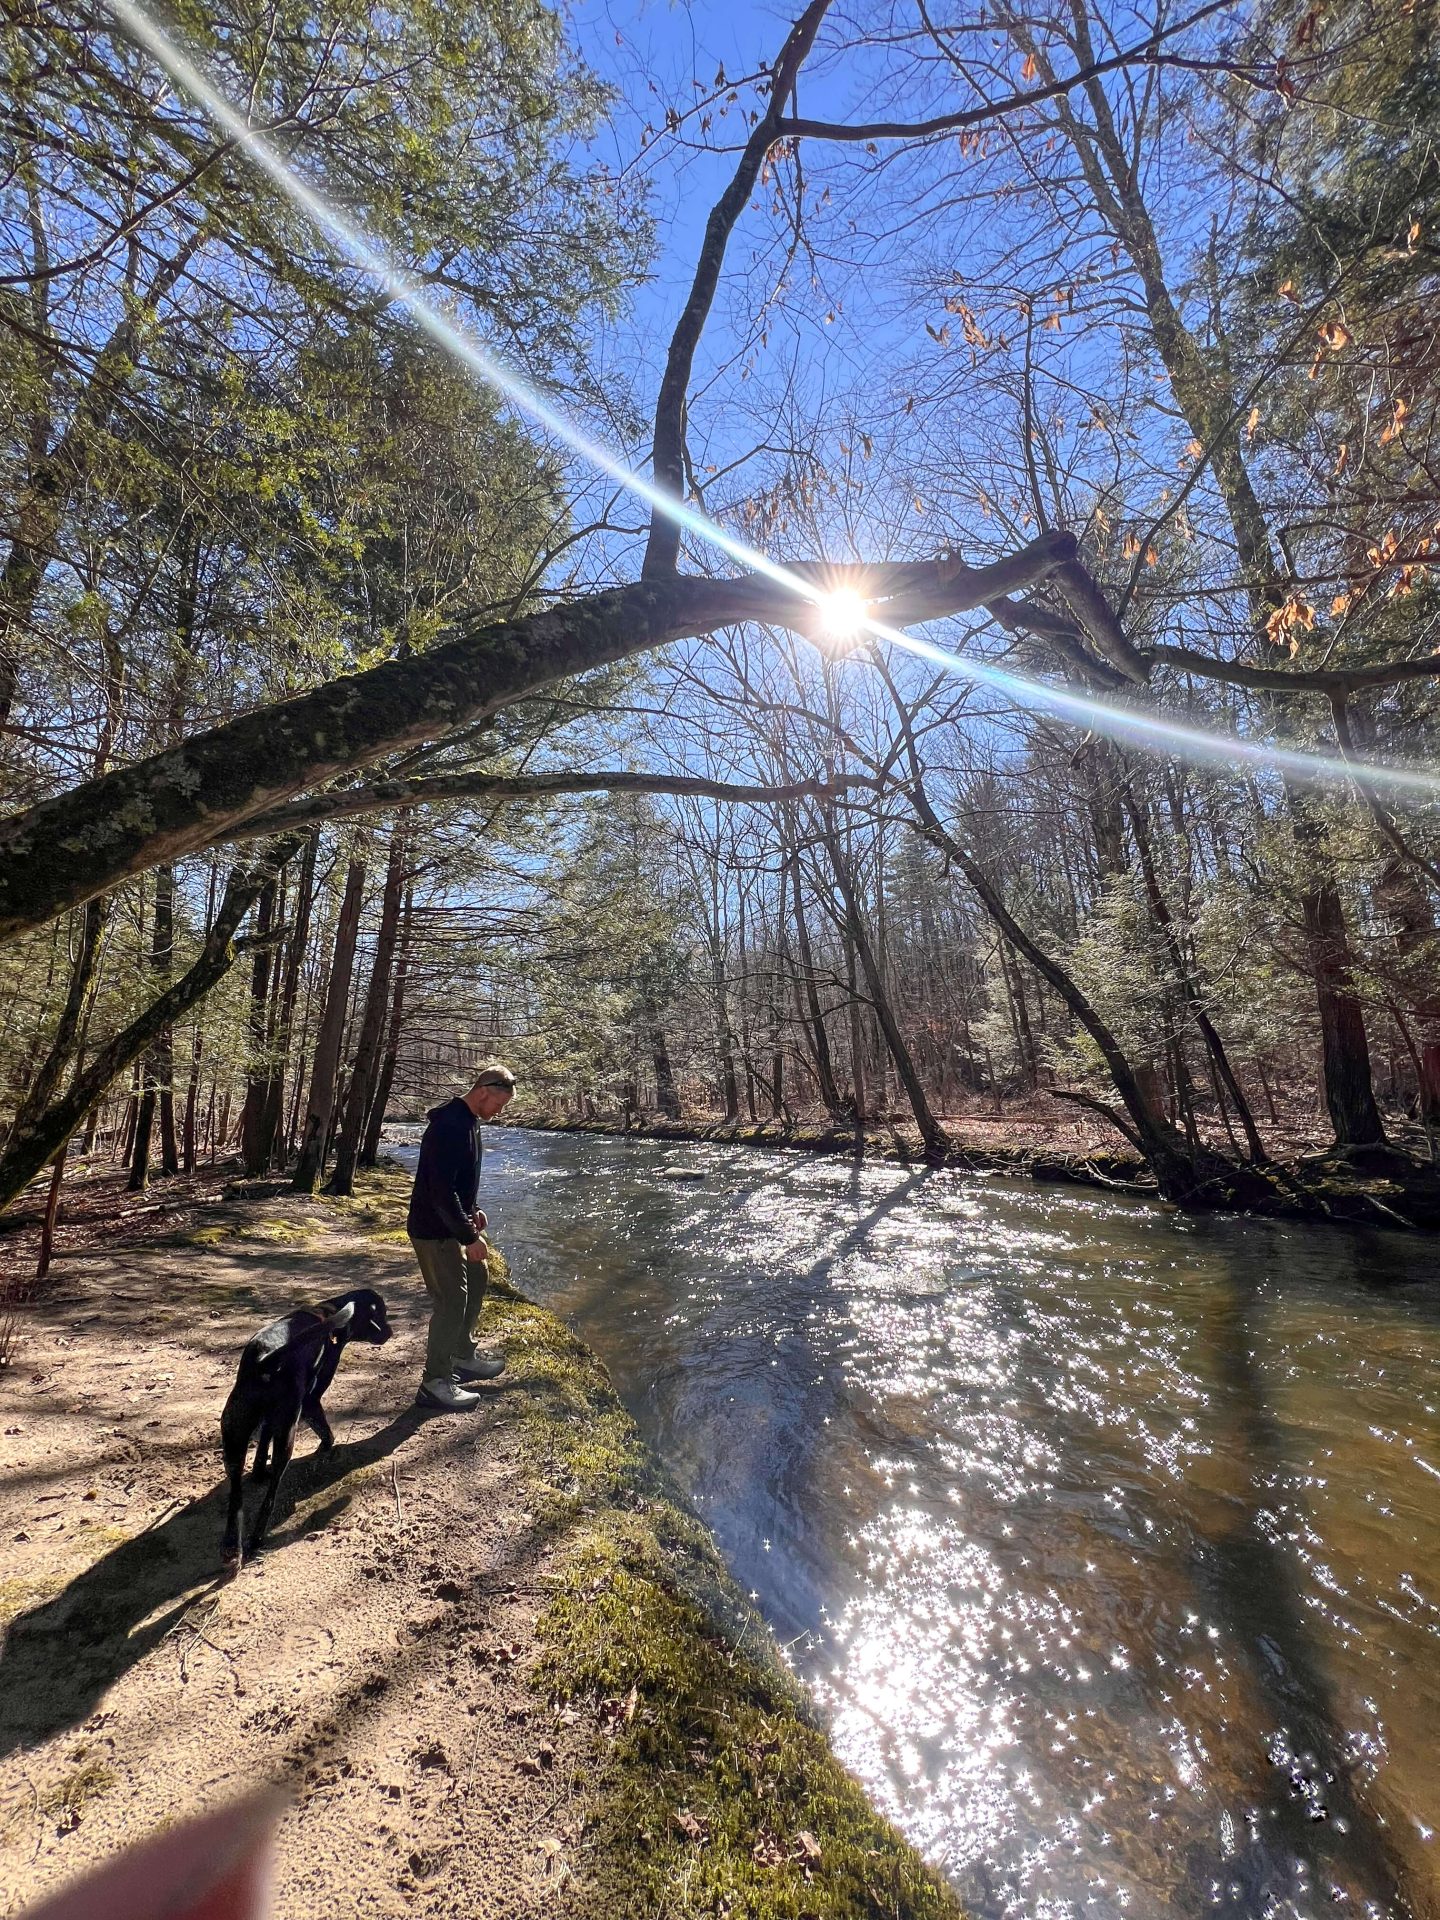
top-left (503, 793), bottom-right (697, 1107)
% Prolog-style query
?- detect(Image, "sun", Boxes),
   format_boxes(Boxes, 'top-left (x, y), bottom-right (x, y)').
top-left (816, 587), bottom-right (870, 649)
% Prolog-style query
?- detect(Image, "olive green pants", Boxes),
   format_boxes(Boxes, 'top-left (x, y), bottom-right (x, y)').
top-left (409, 1236), bottom-right (487, 1382)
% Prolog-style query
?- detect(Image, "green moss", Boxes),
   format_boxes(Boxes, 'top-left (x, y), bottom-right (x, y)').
top-left (322, 1171), bottom-right (524, 1254)
top-left (41, 1759), bottom-right (115, 1823)
top-left (239, 1215), bottom-right (319, 1245)
top-left (320, 1168), bottom-right (412, 1239)
top-left (482, 1284), bottom-right (964, 1920)
top-left (0, 1573), bottom-right (61, 1625)
top-left (187, 1223), bottom-right (226, 1247)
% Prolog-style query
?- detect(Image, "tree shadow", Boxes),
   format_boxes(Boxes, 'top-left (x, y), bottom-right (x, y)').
top-left (0, 1407), bottom-right (426, 1761)
top-left (1184, 1275), bottom-right (1414, 1917)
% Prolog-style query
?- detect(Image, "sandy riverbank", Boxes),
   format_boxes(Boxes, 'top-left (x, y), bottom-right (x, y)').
top-left (0, 1172), bottom-right (960, 1920)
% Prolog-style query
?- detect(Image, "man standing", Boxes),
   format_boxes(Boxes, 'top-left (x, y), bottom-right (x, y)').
top-left (406, 1064), bottom-right (516, 1411)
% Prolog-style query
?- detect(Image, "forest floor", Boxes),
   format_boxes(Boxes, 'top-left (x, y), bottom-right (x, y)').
top-left (0, 1170), bottom-right (960, 1920)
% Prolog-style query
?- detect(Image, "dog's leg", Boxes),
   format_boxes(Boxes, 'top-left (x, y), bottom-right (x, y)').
top-left (301, 1394), bottom-right (335, 1450)
top-left (220, 1401), bottom-right (253, 1566)
top-left (244, 1404), bottom-right (300, 1557)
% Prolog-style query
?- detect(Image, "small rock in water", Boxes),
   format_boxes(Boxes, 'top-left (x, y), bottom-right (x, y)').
top-left (662, 1167), bottom-right (707, 1182)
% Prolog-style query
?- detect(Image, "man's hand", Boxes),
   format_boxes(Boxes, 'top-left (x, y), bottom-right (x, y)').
top-left (470, 1209), bottom-right (488, 1235)
top-left (465, 1234), bottom-right (491, 1265)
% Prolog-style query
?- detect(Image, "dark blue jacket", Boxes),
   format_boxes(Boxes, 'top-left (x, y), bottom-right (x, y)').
top-left (407, 1098), bottom-right (481, 1243)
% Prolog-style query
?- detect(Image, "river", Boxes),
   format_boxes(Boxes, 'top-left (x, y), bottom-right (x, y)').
top-left (392, 1124), bottom-right (1440, 1919)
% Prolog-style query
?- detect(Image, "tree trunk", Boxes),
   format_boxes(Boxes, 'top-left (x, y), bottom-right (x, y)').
top-left (235, 877), bottom-right (280, 1175)
top-left (128, 1088), bottom-right (157, 1193)
top-left (329, 826), bottom-right (408, 1196)
top-left (706, 911), bottom-right (740, 1121)
top-left (1121, 782), bottom-right (1268, 1162)
top-left (1302, 864), bottom-right (1387, 1147)
top-left (900, 765), bottom-right (1228, 1201)
top-left (844, 924), bottom-right (867, 1126)
top-left (182, 1028), bottom-right (203, 1175)
top-left (0, 845), bottom-right (296, 1216)
top-left (361, 880), bottom-right (415, 1166)
top-left (251, 830), bottom-right (320, 1171)
top-left (36, 1149), bottom-right (67, 1281)
top-left (649, 1014), bottom-right (682, 1121)
top-left (0, 538), bottom-right (1080, 947)
top-left (292, 853), bottom-right (367, 1193)
top-left (1374, 857), bottom-right (1440, 1132)
top-left (130, 866), bottom-right (176, 1191)
top-left (822, 814), bottom-right (948, 1162)
top-left (788, 849), bottom-right (842, 1115)
top-left (7, 897), bottom-right (106, 1142)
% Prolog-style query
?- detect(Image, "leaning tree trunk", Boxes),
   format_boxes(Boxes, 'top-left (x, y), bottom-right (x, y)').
top-left (901, 768), bottom-right (1235, 1204)
top-left (7, 896), bottom-right (106, 1143)
top-left (0, 843), bottom-right (298, 1216)
top-left (291, 853), bottom-right (367, 1194)
top-left (0, 538), bottom-right (1081, 947)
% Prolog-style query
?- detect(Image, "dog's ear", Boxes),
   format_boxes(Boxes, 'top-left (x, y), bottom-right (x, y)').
top-left (324, 1301), bottom-right (356, 1332)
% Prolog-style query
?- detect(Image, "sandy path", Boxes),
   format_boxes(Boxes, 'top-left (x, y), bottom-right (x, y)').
top-left (0, 1202), bottom-right (588, 1915)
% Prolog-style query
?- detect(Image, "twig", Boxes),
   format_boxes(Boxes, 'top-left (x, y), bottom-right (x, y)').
top-left (390, 1459), bottom-right (403, 1526)
top-left (139, 1497), bottom-right (185, 1534)
top-left (23, 1773), bottom-right (42, 1861)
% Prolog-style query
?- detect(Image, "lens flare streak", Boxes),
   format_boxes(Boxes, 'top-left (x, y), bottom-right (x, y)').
top-left (104, 0), bottom-right (1440, 805)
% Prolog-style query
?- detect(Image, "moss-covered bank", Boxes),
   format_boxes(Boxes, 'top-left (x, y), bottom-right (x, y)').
top-left (513, 1303), bottom-right (962, 1917)
top-left (333, 1172), bottom-right (964, 1919)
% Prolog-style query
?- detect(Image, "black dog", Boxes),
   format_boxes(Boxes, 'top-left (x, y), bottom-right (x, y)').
top-left (220, 1288), bottom-right (392, 1565)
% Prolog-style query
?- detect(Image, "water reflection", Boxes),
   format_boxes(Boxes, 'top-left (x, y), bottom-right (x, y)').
top-left (397, 1129), bottom-right (1440, 1919)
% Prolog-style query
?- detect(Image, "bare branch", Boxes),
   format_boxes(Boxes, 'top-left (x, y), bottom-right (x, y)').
top-left (776, 0), bottom-right (1231, 145)
top-left (1149, 641), bottom-right (1440, 695)
top-left (644, 0), bottom-right (833, 577)
top-left (226, 768), bottom-right (885, 843)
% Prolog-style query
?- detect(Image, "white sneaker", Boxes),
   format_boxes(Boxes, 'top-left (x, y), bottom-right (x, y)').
top-left (455, 1353), bottom-right (506, 1382)
top-left (416, 1376), bottom-right (481, 1412)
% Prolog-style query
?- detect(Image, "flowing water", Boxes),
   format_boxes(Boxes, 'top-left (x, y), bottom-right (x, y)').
top-left (394, 1125), bottom-right (1440, 1919)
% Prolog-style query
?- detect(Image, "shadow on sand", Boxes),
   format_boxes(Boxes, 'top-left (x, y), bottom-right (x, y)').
top-left (0, 1406), bottom-right (427, 1761)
